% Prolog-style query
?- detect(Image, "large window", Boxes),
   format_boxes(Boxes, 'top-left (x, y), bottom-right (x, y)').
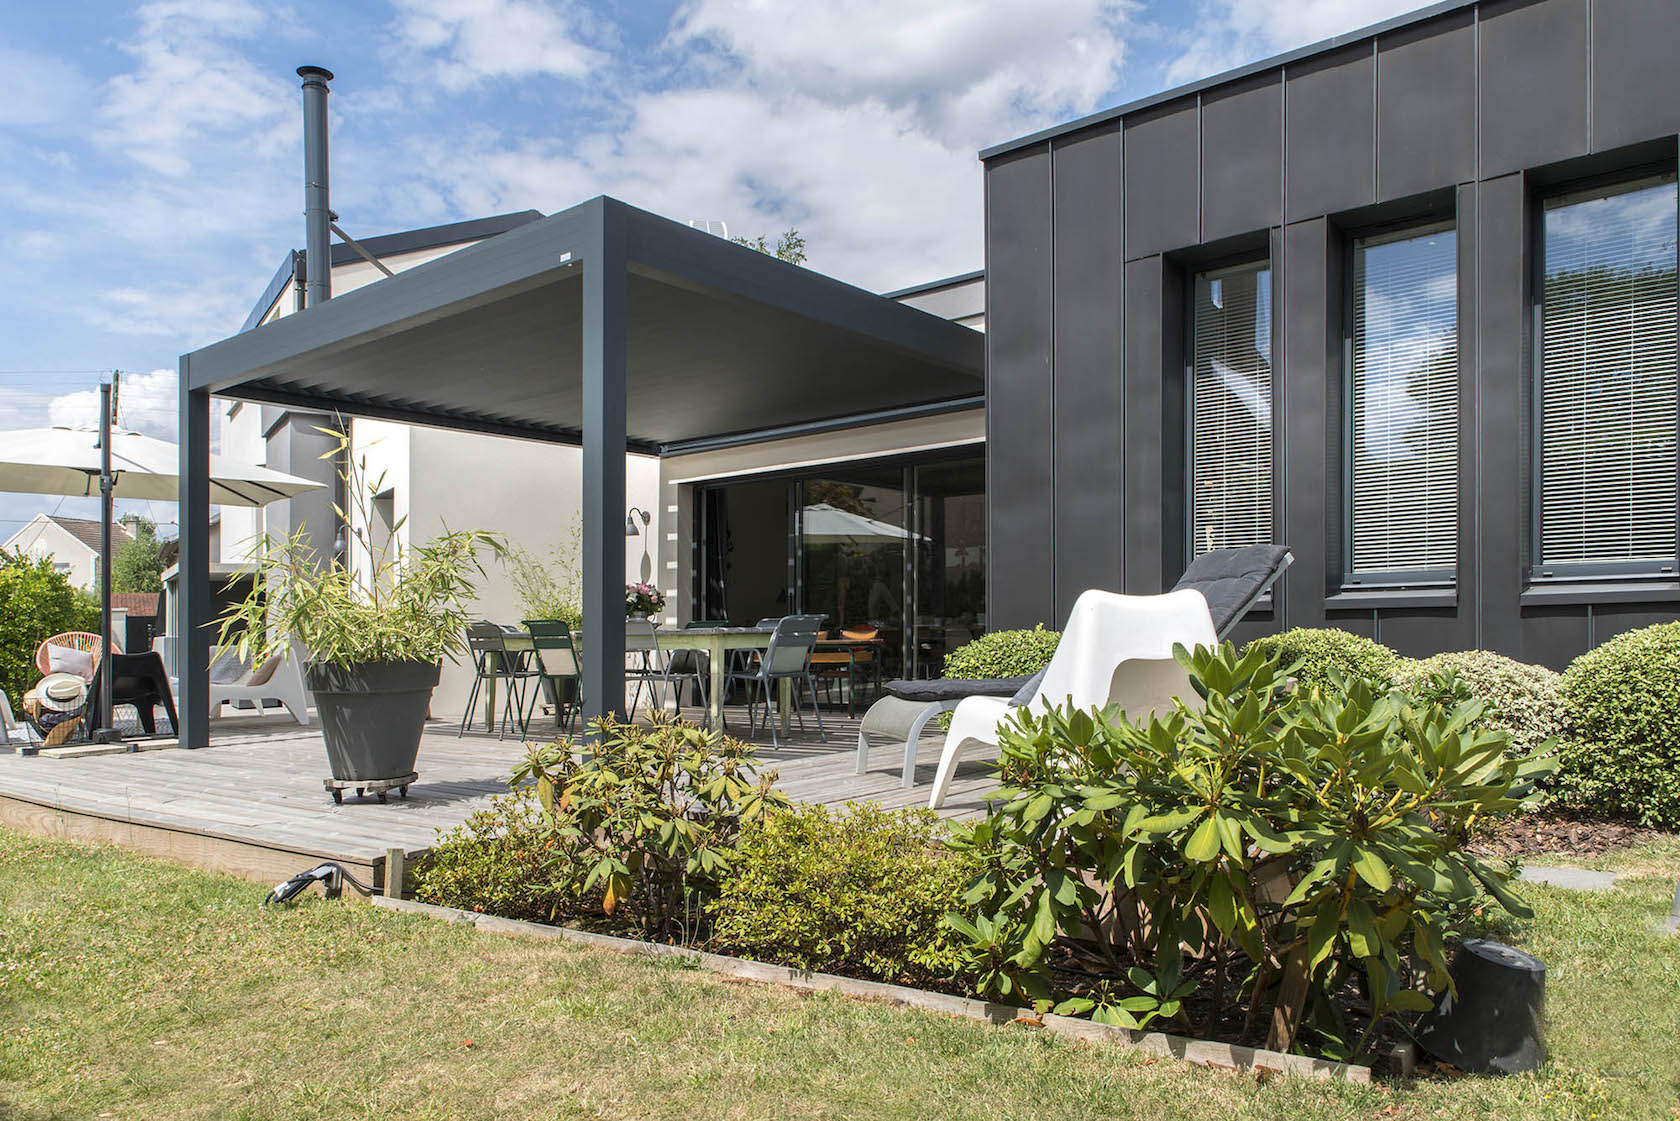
top-left (1189, 260), bottom-right (1273, 557)
top-left (1347, 224), bottom-right (1459, 582)
top-left (1537, 176), bottom-right (1678, 576)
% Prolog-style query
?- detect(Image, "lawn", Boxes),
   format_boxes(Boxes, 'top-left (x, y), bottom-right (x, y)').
top-left (1, 826), bottom-right (1677, 1121)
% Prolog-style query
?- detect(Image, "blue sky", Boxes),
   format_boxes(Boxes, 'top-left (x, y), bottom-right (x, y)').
top-left (0, 0), bottom-right (1427, 538)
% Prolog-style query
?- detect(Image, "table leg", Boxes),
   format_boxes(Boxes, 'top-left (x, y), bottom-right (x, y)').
top-left (707, 639), bottom-right (726, 732)
top-left (779, 678), bottom-right (792, 736)
top-left (484, 677), bottom-right (497, 733)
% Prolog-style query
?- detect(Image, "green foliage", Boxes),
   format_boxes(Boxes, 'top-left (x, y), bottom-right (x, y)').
top-left (413, 790), bottom-right (581, 924)
top-left (505, 517), bottom-right (583, 630)
top-left (710, 802), bottom-right (978, 985)
top-left (111, 515), bottom-right (163, 594)
top-left (0, 550), bottom-right (99, 701)
top-left (1395, 650), bottom-right (1564, 758)
top-left (1557, 622), bottom-right (1680, 828)
top-left (217, 429), bottom-right (504, 667)
top-left (943, 626), bottom-right (1061, 682)
top-left (1244, 627), bottom-right (1400, 693)
top-left (944, 642), bottom-right (1552, 1059)
top-left (731, 228), bottom-right (806, 264)
top-left (507, 717), bottom-right (789, 941)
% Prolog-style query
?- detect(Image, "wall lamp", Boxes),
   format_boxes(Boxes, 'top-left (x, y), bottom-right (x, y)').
top-left (625, 507), bottom-right (651, 537)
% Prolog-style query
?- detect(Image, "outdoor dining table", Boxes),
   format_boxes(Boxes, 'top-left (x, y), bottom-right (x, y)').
top-left (478, 625), bottom-right (794, 737)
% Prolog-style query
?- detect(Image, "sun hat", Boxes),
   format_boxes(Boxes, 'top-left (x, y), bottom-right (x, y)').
top-left (37, 672), bottom-right (88, 713)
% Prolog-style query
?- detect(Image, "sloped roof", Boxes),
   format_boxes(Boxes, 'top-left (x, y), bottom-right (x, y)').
top-left (111, 592), bottom-right (160, 617)
top-left (44, 515), bottom-right (133, 554)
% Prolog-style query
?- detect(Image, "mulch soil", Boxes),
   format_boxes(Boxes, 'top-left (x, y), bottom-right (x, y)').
top-left (1470, 810), bottom-right (1664, 860)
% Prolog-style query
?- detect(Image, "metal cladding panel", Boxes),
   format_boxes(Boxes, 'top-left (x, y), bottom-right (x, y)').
top-left (1591, 0), bottom-right (1680, 151)
top-left (1520, 606), bottom-right (1590, 670)
top-left (1123, 101), bottom-right (1200, 259)
top-left (1122, 256), bottom-right (1167, 593)
top-left (1594, 605), bottom-right (1680, 646)
top-left (1322, 610), bottom-right (1376, 639)
top-left (1454, 183), bottom-right (1480, 645)
top-left (1376, 11), bottom-right (1475, 200)
top-left (1378, 609), bottom-right (1466, 658)
top-left (1199, 74), bottom-right (1283, 243)
top-left (1281, 219), bottom-right (1330, 628)
top-left (1051, 127), bottom-right (1126, 617)
top-left (985, 147), bottom-right (1057, 629)
top-left (1284, 44), bottom-right (1375, 223)
top-left (1478, 0), bottom-right (1589, 179)
top-left (1475, 174), bottom-right (1528, 656)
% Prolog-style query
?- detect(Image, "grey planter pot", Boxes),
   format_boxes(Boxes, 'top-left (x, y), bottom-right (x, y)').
top-left (306, 660), bottom-right (439, 784)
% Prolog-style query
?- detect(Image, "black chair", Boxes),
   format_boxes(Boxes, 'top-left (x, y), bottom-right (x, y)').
top-left (87, 651), bottom-right (179, 737)
top-left (724, 614), bottom-right (826, 749)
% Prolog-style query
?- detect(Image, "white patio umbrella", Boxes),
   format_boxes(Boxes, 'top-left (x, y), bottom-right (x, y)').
top-left (0, 416), bottom-right (324, 742)
top-left (0, 425), bottom-right (323, 506)
top-left (800, 502), bottom-right (924, 627)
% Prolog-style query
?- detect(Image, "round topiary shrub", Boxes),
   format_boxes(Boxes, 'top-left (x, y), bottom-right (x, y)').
top-left (1243, 627), bottom-right (1401, 693)
top-left (1556, 622), bottom-right (1680, 828)
top-left (1395, 650), bottom-right (1564, 757)
top-left (942, 625), bottom-right (1060, 682)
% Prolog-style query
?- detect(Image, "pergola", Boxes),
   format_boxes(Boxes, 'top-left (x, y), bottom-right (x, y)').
top-left (176, 196), bottom-right (984, 749)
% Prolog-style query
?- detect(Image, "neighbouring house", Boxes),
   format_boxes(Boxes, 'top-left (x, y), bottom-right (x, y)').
top-left (2, 514), bottom-right (132, 590)
top-left (979, 0), bottom-right (1680, 668)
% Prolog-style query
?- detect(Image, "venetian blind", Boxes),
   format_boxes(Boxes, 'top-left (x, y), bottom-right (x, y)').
top-left (1539, 178), bottom-right (1678, 571)
top-left (1349, 226), bottom-right (1459, 578)
top-left (1190, 262), bottom-right (1273, 557)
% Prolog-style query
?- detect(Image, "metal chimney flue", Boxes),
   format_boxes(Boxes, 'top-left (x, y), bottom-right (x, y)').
top-left (298, 65), bottom-right (334, 307)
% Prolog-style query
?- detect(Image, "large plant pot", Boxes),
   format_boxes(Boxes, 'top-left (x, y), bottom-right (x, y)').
top-left (306, 660), bottom-right (439, 784)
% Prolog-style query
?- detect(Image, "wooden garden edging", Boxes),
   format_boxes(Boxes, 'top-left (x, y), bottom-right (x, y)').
top-left (371, 895), bottom-right (1372, 1084)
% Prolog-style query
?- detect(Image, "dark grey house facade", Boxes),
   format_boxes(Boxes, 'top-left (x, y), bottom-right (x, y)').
top-left (981, 0), bottom-right (1680, 667)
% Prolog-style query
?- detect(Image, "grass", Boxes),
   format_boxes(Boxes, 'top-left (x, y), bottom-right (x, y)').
top-left (1, 827), bottom-right (1677, 1120)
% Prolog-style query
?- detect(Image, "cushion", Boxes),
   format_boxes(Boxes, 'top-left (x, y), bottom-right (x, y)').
top-left (47, 644), bottom-right (94, 680)
top-left (209, 648), bottom-right (252, 684)
top-left (884, 676), bottom-right (1033, 703)
top-left (244, 655), bottom-right (283, 688)
top-left (1009, 667), bottom-right (1049, 707)
top-left (1170, 544), bottom-right (1292, 635)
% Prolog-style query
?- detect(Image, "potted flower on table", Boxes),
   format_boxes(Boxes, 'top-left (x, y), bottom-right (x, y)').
top-left (626, 582), bottom-right (665, 620)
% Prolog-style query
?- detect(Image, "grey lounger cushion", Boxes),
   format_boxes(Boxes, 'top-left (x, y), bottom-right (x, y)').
top-left (1173, 543), bottom-right (1292, 636)
top-left (884, 676), bottom-right (1035, 703)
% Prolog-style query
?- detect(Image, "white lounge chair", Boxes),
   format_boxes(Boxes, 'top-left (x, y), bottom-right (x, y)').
top-left (927, 587), bottom-right (1218, 810)
top-left (154, 637), bottom-right (313, 726)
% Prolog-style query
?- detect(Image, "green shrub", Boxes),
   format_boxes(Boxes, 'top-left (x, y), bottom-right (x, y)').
top-left (943, 625), bottom-right (1060, 681)
top-left (1557, 622), bottom-right (1680, 828)
top-left (945, 641), bottom-right (1552, 1060)
top-left (414, 791), bottom-right (581, 924)
top-left (0, 550), bottom-right (99, 702)
top-left (710, 802), bottom-right (977, 985)
top-left (1244, 627), bottom-right (1400, 693)
top-left (1395, 650), bottom-right (1564, 758)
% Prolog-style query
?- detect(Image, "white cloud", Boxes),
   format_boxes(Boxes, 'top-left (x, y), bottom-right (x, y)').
top-left (672, 0), bottom-right (1135, 145)
top-left (98, 0), bottom-right (292, 176)
top-left (1165, 0), bottom-right (1427, 86)
top-left (392, 0), bottom-right (608, 92)
top-left (47, 368), bottom-right (179, 440)
top-left (0, 48), bottom-right (90, 128)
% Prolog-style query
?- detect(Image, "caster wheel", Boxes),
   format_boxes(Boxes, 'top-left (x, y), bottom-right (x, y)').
top-left (399, 785), bottom-right (409, 799)
top-left (355, 787), bottom-right (364, 800)
top-left (377, 791), bottom-right (388, 804)
top-left (331, 789), bottom-right (342, 805)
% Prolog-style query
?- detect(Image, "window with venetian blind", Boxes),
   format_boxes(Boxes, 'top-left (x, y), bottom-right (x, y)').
top-left (1188, 260), bottom-right (1273, 558)
top-left (1537, 176), bottom-right (1678, 576)
top-left (1347, 224), bottom-right (1459, 582)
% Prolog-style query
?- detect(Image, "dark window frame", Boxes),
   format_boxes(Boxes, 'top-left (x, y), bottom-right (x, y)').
top-left (1529, 168), bottom-right (1680, 583)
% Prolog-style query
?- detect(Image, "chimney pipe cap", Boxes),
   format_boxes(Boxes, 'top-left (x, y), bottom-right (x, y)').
top-left (297, 65), bottom-right (334, 85)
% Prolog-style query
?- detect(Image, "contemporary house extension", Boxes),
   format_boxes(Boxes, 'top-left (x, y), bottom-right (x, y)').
top-left (981, 0), bottom-right (1680, 667)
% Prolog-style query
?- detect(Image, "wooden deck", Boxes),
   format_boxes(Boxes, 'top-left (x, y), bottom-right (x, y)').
top-left (0, 704), bottom-right (999, 890)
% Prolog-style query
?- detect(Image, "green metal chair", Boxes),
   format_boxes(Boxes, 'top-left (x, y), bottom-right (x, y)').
top-left (519, 619), bottom-right (583, 739)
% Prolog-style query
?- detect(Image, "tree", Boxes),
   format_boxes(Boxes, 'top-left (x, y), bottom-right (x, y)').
top-left (112, 515), bottom-right (163, 594)
top-left (731, 228), bottom-right (807, 265)
top-left (0, 550), bottom-right (100, 700)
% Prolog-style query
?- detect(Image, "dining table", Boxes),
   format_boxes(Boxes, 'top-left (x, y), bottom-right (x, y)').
top-left (478, 624), bottom-right (796, 737)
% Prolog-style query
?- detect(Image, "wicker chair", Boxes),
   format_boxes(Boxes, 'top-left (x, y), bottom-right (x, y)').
top-left (35, 631), bottom-right (121, 678)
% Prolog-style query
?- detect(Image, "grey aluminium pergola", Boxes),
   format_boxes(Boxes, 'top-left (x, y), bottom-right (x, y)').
top-left (175, 196), bottom-right (984, 749)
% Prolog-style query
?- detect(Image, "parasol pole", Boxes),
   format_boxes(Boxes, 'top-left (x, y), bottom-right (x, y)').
top-left (92, 378), bottom-right (122, 745)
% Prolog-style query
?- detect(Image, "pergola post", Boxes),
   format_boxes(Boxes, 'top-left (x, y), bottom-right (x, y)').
top-left (580, 199), bottom-right (628, 732)
top-left (177, 366), bottom-right (212, 750)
